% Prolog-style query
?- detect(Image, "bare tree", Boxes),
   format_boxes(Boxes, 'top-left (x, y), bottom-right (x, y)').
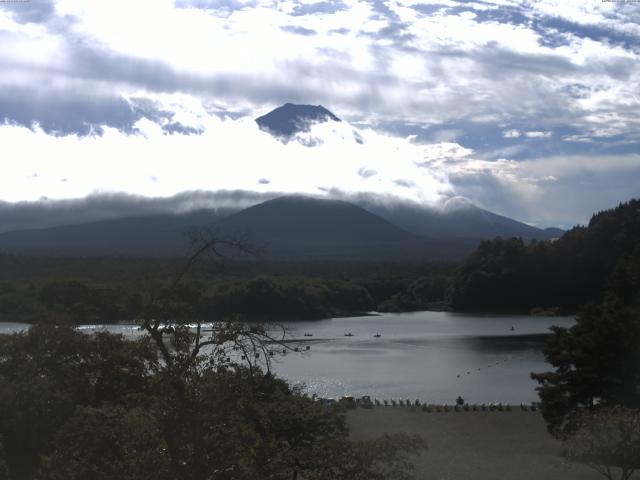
top-left (564, 406), bottom-right (640, 480)
top-left (136, 230), bottom-right (294, 479)
top-left (140, 229), bottom-right (284, 373)
top-left (129, 229), bottom-right (425, 480)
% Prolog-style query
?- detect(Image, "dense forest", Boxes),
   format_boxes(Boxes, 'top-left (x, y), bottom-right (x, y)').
top-left (450, 199), bottom-right (640, 313)
top-left (0, 255), bottom-right (455, 323)
top-left (0, 323), bottom-right (425, 480)
top-left (3, 198), bottom-right (639, 322)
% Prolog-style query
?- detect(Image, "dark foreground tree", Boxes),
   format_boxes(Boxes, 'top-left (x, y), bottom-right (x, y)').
top-left (0, 437), bottom-right (8, 480)
top-left (40, 405), bottom-right (171, 480)
top-left (0, 324), bottom-right (158, 479)
top-left (531, 301), bottom-right (640, 436)
top-left (564, 407), bottom-right (640, 480)
top-left (0, 324), bottom-right (425, 480)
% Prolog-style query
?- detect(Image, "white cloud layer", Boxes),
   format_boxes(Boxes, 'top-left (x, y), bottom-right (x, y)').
top-left (0, 101), bottom-right (453, 205)
top-left (2, 0), bottom-right (639, 131)
top-left (1, 0), bottom-right (639, 226)
top-left (3, 92), bottom-right (638, 228)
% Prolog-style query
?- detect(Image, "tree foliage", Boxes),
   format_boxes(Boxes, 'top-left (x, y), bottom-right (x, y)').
top-left (377, 274), bottom-right (450, 312)
top-left (0, 321), bottom-right (426, 480)
top-left (0, 325), bottom-right (158, 479)
top-left (41, 405), bottom-right (171, 480)
top-left (0, 251), bottom-right (458, 323)
top-left (0, 437), bottom-right (8, 480)
top-left (531, 302), bottom-right (640, 436)
top-left (451, 199), bottom-right (640, 312)
top-left (203, 275), bottom-right (374, 321)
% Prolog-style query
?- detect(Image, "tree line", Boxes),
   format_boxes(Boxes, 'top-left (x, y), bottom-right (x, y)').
top-left (450, 199), bottom-right (640, 313)
top-left (0, 267), bottom-right (456, 324)
top-left (515, 200), bottom-right (640, 480)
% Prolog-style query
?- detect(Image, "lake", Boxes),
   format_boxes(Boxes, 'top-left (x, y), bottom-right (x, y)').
top-left (0, 311), bottom-right (575, 404)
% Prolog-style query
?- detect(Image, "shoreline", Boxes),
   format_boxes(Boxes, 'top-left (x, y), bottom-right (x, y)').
top-left (0, 308), bottom-right (573, 326)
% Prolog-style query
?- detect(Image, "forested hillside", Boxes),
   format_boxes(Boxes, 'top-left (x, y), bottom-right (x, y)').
top-left (0, 254), bottom-right (455, 323)
top-left (450, 199), bottom-right (640, 312)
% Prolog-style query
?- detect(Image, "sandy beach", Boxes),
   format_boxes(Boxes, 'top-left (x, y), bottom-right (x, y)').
top-left (347, 407), bottom-right (603, 480)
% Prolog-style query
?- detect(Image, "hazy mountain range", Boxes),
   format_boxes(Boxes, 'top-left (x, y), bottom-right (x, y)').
top-left (0, 195), bottom-right (560, 260)
top-left (0, 104), bottom-right (563, 260)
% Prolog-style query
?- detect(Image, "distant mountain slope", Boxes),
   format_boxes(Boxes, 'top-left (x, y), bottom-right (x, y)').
top-left (0, 209), bottom-right (232, 256)
top-left (0, 196), bottom-right (477, 260)
top-left (542, 227), bottom-right (565, 238)
top-left (361, 198), bottom-right (561, 241)
top-left (0, 194), bottom-right (560, 260)
top-left (216, 196), bottom-right (412, 243)
top-left (213, 195), bottom-right (475, 261)
top-left (256, 103), bottom-right (340, 137)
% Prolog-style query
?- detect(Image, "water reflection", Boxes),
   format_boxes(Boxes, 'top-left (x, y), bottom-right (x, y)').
top-left (270, 312), bottom-right (574, 403)
top-left (0, 311), bottom-right (574, 403)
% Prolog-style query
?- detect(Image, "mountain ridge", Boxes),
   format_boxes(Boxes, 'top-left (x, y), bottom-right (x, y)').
top-left (361, 200), bottom-right (560, 241)
top-left (255, 103), bottom-right (341, 137)
top-left (0, 195), bottom-right (562, 260)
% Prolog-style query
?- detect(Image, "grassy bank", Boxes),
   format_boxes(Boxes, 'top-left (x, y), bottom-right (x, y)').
top-left (347, 407), bottom-right (602, 480)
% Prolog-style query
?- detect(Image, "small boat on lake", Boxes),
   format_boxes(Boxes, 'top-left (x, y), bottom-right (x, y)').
top-left (373, 333), bottom-right (381, 338)
top-left (345, 332), bottom-right (354, 337)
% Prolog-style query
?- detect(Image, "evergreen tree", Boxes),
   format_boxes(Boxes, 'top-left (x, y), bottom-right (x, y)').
top-left (531, 302), bottom-right (640, 436)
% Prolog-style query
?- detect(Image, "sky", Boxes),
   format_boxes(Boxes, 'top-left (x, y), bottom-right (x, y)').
top-left (1, 0), bottom-right (639, 229)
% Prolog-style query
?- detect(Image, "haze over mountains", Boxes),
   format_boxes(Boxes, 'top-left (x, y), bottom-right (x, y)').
top-left (0, 209), bottom-right (232, 257)
top-left (0, 195), bottom-right (560, 260)
top-left (0, 104), bottom-right (563, 260)
top-left (362, 199), bottom-right (564, 240)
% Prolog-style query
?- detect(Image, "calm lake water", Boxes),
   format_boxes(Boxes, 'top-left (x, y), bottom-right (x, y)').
top-left (0, 311), bottom-right (575, 404)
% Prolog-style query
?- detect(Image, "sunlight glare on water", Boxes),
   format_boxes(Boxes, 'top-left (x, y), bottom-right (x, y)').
top-left (0, 311), bottom-right (574, 404)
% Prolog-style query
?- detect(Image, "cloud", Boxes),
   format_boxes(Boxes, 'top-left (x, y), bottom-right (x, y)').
top-left (503, 129), bottom-right (521, 138)
top-left (0, 85), bottom-right (139, 135)
top-left (1, 0), bottom-right (639, 227)
top-left (280, 25), bottom-right (317, 36)
top-left (0, 190), bottom-right (278, 234)
top-left (524, 131), bottom-right (552, 138)
top-left (1, 93), bottom-right (637, 229)
top-left (430, 149), bottom-right (640, 227)
top-left (1, 0), bottom-right (638, 137)
top-left (1, 0), bottom-right (56, 24)
top-left (174, 0), bottom-right (257, 15)
top-left (0, 97), bottom-right (454, 207)
top-left (291, 1), bottom-right (347, 17)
